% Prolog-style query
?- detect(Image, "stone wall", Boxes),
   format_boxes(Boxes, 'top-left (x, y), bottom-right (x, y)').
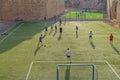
top-left (0, 0), bottom-right (65, 21)
top-left (46, 0), bottom-right (65, 19)
top-left (117, 1), bottom-right (120, 21)
top-left (65, 0), bottom-right (107, 10)
top-left (109, 0), bottom-right (120, 22)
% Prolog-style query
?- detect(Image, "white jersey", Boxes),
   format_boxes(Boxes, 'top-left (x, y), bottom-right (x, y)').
top-left (89, 32), bottom-right (93, 36)
top-left (66, 50), bottom-right (71, 56)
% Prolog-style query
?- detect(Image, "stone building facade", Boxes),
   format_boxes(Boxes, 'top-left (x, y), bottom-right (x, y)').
top-left (0, 0), bottom-right (65, 21)
top-left (65, 0), bottom-right (107, 11)
top-left (0, 0), bottom-right (120, 22)
top-left (109, 0), bottom-right (120, 22)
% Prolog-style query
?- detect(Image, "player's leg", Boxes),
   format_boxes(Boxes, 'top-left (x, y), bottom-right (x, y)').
top-left (89, 35), bottom-right (92, 39)
top-left (69, 57), bottom-right (71, 63)
top-left (67, 56), bottom-right (69, 63)
top-left (110, 39), bottom-right (113, 44)
top-left (76, 31), bottom-right (78, 38)
top-left (68, 56), bottom-right (71, 63)
top-left (41, 41), bottom-right (43, 46)
top-left (38, 41), bottom-right (40, 47)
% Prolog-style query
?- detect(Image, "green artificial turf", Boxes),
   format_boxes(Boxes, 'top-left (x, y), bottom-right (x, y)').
top-left (0, 21), bottom-right (120, 80)
top-left (62, 11), bottom-right (103, 19)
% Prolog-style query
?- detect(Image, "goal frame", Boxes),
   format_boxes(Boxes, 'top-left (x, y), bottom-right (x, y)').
top-left (56, 64), bottom-right (95, 80)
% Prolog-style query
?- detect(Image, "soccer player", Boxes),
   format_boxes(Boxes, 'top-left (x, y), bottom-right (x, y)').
top-left (59, 26), bottom-right (62, 35)
top-left (38, 34), bottom-right (43, 46)
top-left (44, 16), bottom-right (46, 21)
top-left (89, 31), bottom-right (93, 39)
top-left (76, 25), bottom-right (78, 38)
top-left (51, 25), bottom-right (53, 30)
top-left (109, 34), bottom-right (113, 43)
top-left (66, 48), bottom-right (71, 64)
top-left (45, 26), bottom-right (48, 34)
top-left (55, 25), bottom-right (57, 32)
top-left (59, 18), bottom-right (62, 26)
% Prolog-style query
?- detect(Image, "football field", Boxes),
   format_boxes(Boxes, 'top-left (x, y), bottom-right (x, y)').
top-left (62, 11), bottom-right (103, 19)
top-left (0, 21), bottom-right (120, 80)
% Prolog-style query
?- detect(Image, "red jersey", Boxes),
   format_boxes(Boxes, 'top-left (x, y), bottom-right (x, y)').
top-left (110, 34), bottom-right (113, 40)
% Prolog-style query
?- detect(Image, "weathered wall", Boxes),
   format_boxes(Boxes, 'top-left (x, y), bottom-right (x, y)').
top-left (109, 0), bottom-right (120, 22)
top-left (0, 0), bottom-right (47, 21)
top-left (23, 0), bottom-right (47, 20)
top-left (65, 0), bottom-right (106, 10)
top-left (117, 1), bottom-right (120, 21)
top-left (1, 0), bottom-right (17, 20)
top-left (46, 0), bottom-right (65, 19)
top-left (0, 0), bottom-right (2, 19)
top-left (0, 0), bottom-right (65, 21)
top-left (110, 0), bottom-right (117, 19)
top-left (56, 0), bottom-right (65, 14)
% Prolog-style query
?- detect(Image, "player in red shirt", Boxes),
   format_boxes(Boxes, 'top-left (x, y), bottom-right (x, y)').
top-left (109, 34), bottom-right (113, 43)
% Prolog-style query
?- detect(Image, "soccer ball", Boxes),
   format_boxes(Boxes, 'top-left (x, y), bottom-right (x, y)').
top-left (44, 44), bottom-right (46, 47)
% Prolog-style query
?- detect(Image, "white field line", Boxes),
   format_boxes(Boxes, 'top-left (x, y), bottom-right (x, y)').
top-left (25, 61), bottom-right (34, 80)
top-left (25, 60), bottom-right (105, 80)
top-left (33, 60), bottom-right (105, 63)
top-left (0, 23), bottom-right (24, 44)
top-left (26, 60), bottom-right (120, 80)
top-left (105, 60), bottom-right (120, 79)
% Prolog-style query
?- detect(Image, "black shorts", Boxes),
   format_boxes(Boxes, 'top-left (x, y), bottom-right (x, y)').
top-left (39, 40), bottom-right (42, 42)
top-left (110, 39), bottom-right (113, 41)
top-left (89, 35), bottom-right (92, 38)
top-left (67, 56), bottom-right (71, 58)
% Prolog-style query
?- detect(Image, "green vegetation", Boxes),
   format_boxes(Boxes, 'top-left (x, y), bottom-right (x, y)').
top-left (62, 11), bottom-right (103, 19)
top-left (0, 21), bottom-right (120, 80)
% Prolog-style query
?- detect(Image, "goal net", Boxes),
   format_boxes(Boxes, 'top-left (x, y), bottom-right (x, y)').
top-left (56, 64), bottom-right (95, 80)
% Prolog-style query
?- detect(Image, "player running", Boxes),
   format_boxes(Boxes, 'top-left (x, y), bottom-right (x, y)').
top-left (89, 31), bottom-right (93, 39)
top-left (38, 34), bottom-right (43, 46)
top-left (109, 34), bottom-right (113, 43)
top-left (76, 25), bottom-right (78, 38)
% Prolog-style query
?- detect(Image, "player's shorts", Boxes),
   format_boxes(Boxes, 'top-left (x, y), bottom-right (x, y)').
top-left (89, 35), bottom-right (92, 38)
top-left (39, 40), bottom-right (42, 42)
top-left (67, 56), bottom-right (71, 58)
top-left (110, 39), bottom-right (113, 41)
top-left (60, 30), bottom-right (62, 33)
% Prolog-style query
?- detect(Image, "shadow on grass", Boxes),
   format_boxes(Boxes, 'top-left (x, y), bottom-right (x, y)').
top-left (43, 34), bottom-right (46, 39)
top-left (0, 21), bottom-right (57, 54)
top-left (53, 31), bottom-right (57, 37)
top-left (110, 43), bottom-right (120, 55)
top-left (34, 46), bottom-right (42, 56)
top-left (58, 33), bottom-right (62, 40)
top-left (49, 30), bottom-right (53, 35)
top-left (76, 32), bottom-right (78, 38)
top-left (89, 39), bottom-right (95, 49)
top-left (65, 66), bottom-right (70, 80)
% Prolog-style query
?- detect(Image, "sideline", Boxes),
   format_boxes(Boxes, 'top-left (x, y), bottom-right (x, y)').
top-left (33, 60), bottom-right (105, 63)
top-left (105, 60), bottom-right (120, 79)
top-left (0, 23), bottom-right (24, 44)
top-left (25, 60), bottom-right (120, 80)
top-left (25, 61), bottom-right (34, 80)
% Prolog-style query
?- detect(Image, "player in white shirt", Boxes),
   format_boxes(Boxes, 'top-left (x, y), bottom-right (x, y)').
top-left (66, 48), bottom-right (71, 64)
top-left (89, 31), bottom-right (93, 39)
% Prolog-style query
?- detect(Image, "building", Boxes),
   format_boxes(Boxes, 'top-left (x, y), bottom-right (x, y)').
top-left (109, 0), bottom-right (120, 21)
top-left (65, 0), bottom-right (107, 10)
top-left (0, 0), bottom-right (65, 21)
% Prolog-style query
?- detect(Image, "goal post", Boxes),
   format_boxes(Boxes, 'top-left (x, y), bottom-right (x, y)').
top-left (56, 64), bottom-right (95, 80)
